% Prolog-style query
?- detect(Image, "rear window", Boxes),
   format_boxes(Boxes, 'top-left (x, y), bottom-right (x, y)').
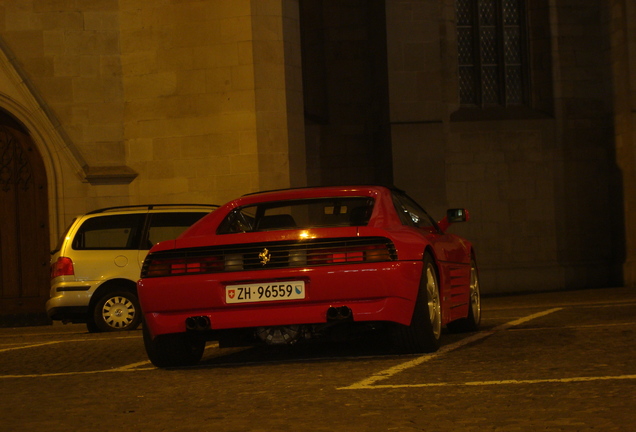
top-left (217, 197), bottom-right (374, 234)
top-left (144, 212), bottom-right (209, 249)
top-left (73, 214), bottom-right (144, 250)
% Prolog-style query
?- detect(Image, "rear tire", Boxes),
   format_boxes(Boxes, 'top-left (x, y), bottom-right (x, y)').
top-left (392, 253), bottom-right (442, 353)
top-left (143, 323), bottom-right (205, 368)
top-left (85, 318), bottom-right (99, 333)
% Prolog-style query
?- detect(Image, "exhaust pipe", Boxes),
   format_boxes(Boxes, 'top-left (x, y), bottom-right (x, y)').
top-left (185, 315), bottom-right (211, 331)
top-left (326, 306), bottom-right (352, 322)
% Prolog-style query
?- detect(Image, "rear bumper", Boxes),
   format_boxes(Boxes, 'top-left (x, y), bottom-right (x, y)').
top-left (46, 282), bottom-right (94, 322)
top-left (139, 260), bottom-right (423, 338)
top-left (46, 305), bottom-right (89, 323)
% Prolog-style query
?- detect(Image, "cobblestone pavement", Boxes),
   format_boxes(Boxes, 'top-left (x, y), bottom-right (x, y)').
top-left (1, 287), bottom-right (635, 431)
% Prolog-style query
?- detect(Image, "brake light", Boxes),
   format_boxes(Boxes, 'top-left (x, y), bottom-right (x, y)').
top-left (143, 256), bottom-right (223, 277)
top-left (307, 244), bottom-right (389, 265)
top-left (51, 257), bottom-right (74, 279)
top-left (140, 238), bottom-right (395, 278)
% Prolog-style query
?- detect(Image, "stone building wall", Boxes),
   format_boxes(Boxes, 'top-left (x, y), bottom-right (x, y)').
top-left (0, 0), bottom-right (304, 241)
top-left (1, 0), bottom-right (635, 298)
top-left (610, 0), bottom-right (636, 287)
top-left (386, 0), bottom-right (624, 292)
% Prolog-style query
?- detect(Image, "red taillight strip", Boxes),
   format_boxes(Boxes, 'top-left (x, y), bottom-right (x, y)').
top-left (144, 256), bottom-right (223, 277)
top-left (141, 237), bottom-right (396, 278)
top-left (307, 244), bottom-right (390, 265)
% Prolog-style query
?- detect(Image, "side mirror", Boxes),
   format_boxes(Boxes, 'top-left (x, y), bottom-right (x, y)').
top-left (438, 208), bottom-right (470, 232)
top-left (447, 208), bottom-right (469, 223)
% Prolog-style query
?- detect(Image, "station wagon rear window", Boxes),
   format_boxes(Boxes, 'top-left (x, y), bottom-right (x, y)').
top-left (73, 214), bottom-right (144, 250)
top-left (145, 212), bottom-right (209, 249)
top-left (217, 197), bottom-right (374, 234)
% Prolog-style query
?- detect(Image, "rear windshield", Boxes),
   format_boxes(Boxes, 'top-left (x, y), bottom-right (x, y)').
top-left (217, 197), bottom-right (374, 234)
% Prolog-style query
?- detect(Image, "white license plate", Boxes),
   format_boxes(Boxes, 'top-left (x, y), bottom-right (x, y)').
top-left (225, 281), bottom-right (306, 304)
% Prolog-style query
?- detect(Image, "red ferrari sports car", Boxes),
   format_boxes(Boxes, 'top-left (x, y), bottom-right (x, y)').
top-left (138, 185), bottom-right (480, 367)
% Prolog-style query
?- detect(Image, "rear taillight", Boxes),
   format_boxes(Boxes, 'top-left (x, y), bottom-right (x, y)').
top-left (143, 256), bottom-right (223, 278)
top-left (363, 245), bottom-right (391, 262)
top-left (51, 257), bottom-right (74, 279)
top-left (140, 239), bottom-right (395, 278)
top-left (307, 244), bottom-right (390, 265)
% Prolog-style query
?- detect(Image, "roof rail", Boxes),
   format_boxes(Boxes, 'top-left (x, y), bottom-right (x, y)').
top-left (85, 204), bottom-right (219, 215)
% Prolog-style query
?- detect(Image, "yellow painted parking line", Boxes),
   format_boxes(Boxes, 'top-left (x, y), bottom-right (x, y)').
top-left (0, 341), bottom-right (221, 379)
top-left (113, 343), bottom-right (219, 371)
top-left (0, 335), bottom-right (141, 353)
top-left (0, 367), bottom-right (155, 379)
top-left (0, 341), bottom-right (63, 353)
top-left (508, 322), bottom-right (635, 332)
top-left (339, 308), bottom-right (563, 390)
top-left (115, 360), bottom-right (154, 370)
top-left (353, 374), bottom-right (636, 389)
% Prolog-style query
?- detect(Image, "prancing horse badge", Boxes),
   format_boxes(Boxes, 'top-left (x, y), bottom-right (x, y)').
top-left (259, 248), bottom-right (271, 266)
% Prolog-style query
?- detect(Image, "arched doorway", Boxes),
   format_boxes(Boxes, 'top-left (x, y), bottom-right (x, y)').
top-left (0, 114), bottom-right (50, 325)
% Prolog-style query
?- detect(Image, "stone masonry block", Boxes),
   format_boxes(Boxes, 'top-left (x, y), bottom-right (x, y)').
top-left (87, 102), bottom-right (124, 124)
top-left (230, 154), bottom-right (259, 174)
top-left (139, 177), bottom-right (189, 197)
top-left (121, 51), bottom-right (157, 76)
top-left (219, 16), bottom-right (253, 43)
top-left (72, 76), bottom-right (107, 102)
top-left (252, 40), bottom-right (285, 67)
top-left (157, 48), bottom-right (196, 71)
top-left (83, 11), bottom-right (118, 30)
top-left (124, 72), bottom-right (177, 99)
top-left (126, 138), bottom-right (154, 163)
top-left (447, 162), bottom-right (486, 183)
top-left (4, 30), bottom-right (44, 56)
top-left (193, 44), bottom-right (240, 69)
top-left (35, 76), bottom-right (74, 102)
top-left (252, 15), bottom-right (284, 41)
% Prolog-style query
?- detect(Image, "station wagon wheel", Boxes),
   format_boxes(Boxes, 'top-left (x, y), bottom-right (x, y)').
top-left (392, 252), bottom-right (442, 353)
top-left (85, 318), bottom-right (99, 333)
top-left (447, 257), bottom-right (481, 333)
top-left (93, 290), bottom-right (141, 332)
top-left (143, 323), bottom-right (205, 368)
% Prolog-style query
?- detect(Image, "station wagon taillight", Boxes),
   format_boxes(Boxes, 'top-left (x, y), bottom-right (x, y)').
top-left (51, 257), bottom-right (74, 279)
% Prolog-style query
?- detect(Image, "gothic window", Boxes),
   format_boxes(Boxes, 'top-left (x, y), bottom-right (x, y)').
top-left (457, 0), bottom-right (528, 108)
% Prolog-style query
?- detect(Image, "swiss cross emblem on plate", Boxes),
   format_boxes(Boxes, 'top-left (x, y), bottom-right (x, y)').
top-left (227, 289), bottom-right (236, 299)
top-left (259, 248), bottom-right (271, 266)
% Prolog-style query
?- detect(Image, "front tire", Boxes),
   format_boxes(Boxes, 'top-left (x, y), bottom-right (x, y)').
top-left (92, 290), bottom-right (141, 332)
top-left (392, 253), bottom-right (442, 353)
top-left (143, 323), bottom-right (205, 368)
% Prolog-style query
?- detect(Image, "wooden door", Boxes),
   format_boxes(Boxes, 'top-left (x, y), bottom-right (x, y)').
top-left (0, 125), bottom-right (50, 323)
